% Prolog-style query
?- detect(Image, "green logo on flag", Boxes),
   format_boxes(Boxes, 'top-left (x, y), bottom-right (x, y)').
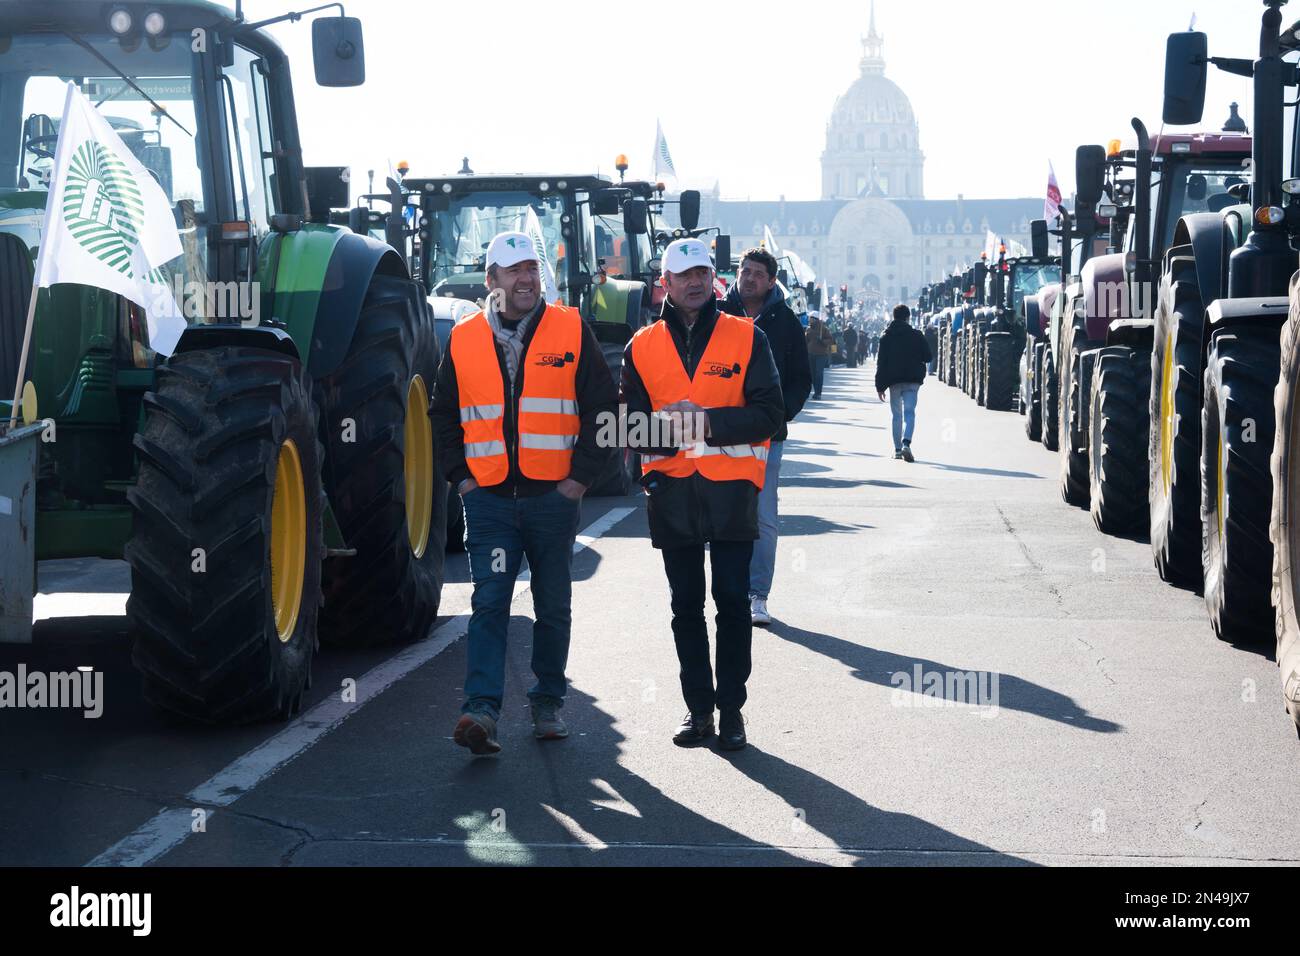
top-left (62, 140), bottom-right (146, 277)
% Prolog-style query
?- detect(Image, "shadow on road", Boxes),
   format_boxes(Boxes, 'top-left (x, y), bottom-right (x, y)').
top-left (778, 514), bottom-right (875, 536)
top-left (915, 459), bottom-right (1044, 480)
top-left (767, 621), bottom-right (1122, 734)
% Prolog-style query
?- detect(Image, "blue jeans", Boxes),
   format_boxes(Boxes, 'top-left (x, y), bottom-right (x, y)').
top-left (811, 355), bottom-right (830, 396)
top-left (749, 440), bottom-right (784, 600)
top-left (461, 488), bottom-right (581, 720)
top-left (889, 383), bottom-right (920, 450)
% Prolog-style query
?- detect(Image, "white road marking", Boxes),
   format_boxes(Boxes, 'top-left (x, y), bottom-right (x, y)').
top-left (86, 506), bottom-right (636, 867)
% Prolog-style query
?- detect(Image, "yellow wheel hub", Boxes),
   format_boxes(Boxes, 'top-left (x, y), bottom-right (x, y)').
top-left (1160, 336), bottom-right (1176, 494)
top-left (404, 374), bottom-right (433, 558)
top-left (270, 439), bottom-right (306, 643)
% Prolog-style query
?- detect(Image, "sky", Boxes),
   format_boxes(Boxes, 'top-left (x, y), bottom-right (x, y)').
top-left (235, 0), bottom-right (1272, 205)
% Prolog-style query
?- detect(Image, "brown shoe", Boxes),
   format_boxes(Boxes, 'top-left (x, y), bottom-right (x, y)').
top-left (453, 712), bottom-right (501, 755)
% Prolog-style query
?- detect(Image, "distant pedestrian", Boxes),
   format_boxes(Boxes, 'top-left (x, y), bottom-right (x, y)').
top-left (432, 231), bottom-right (617, 755)
top-left (724, 247), bottom-right (812, 628)
top-left (844, 325), bottom-right (859, 367)
top-left (622, 238), bottom-right (784, 751)
top-left (805, 311), bottom-right (835, 398)
top-left (875, 304), bottom-right (932, 462)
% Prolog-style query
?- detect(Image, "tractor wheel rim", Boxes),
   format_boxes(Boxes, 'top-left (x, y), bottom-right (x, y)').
top-left (1160, 336), bottom-right (1176, 495)
top-left (405, 374), bottom-right (433, 559)
top-left (271, 439), bottom-right (306, 643)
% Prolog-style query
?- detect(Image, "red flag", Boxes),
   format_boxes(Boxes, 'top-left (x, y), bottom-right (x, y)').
top-left (1045, 161), bottom-right (1062, 222)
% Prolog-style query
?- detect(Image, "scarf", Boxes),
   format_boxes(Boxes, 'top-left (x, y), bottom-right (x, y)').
top-left (485, 296), bottom-right (543, 387)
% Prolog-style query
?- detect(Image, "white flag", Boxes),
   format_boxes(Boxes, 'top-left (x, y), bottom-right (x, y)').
top-left (520, 207), bottom-right (560, 304)
top-left (1045, 161), bottom-right (1063, 224)
top-left (652, 119), bottom-right (678, 183)
top-left (34, 82), bottom-right (185, 354)
top-left (762, 224), bottom-right (783, 259)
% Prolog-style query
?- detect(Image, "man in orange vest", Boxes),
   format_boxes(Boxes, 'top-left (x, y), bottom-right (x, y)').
top-left (431, 231), bottom-right (617, 755)
top-left (622, 238), bottom-right (784, 750)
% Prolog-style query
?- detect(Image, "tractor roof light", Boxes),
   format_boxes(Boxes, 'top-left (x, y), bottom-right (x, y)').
top-left (615, 154), bottom-right (629, 173)
top-left (1171, 142), bottom-right (1192, 153)
top-left (556, 180), bottom-right (567, 190)
top-left (396, 160), bottom-right (410, 175)
top-left (109, 7), bottom-right (133, 34)
top-left (1257, 205), bottom-right (1286, 226)
top-left (1107, 138), bottom-right (1123, 158)
top-left (441, 182), bottom-right (453, 193)
top-left (143, 10), bottom-right (167, 35)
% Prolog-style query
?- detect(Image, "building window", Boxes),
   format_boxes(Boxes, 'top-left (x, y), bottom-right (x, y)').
top-left (846, 245), bottom-right (857, 266)
top-left (886, 246), bottom-right (897, 266)
top-left (866, 246), bottom-right (876, 266)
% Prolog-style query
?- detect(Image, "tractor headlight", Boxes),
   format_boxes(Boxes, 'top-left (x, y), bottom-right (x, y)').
top-left (144, 11), bottom-right (167, 35)
top-left (109, 7), bottom-right (133, 34)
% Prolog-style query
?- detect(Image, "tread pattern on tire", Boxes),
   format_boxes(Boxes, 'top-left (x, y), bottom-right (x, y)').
top-left (984, 332), bottom-right (1018, 412)
top-left (1059, 323), bottom-right (1093, 508)
top-left (315, 275), bottom-right (445, 648)
top-left (126, 347), bottom-right (324, 724)
top-left (1088, 345), bottom-right (1152, 535)
top-left (1041, 342), bottom-right (1060, 452)
top-left (1025, 341), bottom-right (1045, 441)
top-left (1203, 328), bottom-right (1279, 642)
top-left (1270, 301), bottom-right (1300, 732)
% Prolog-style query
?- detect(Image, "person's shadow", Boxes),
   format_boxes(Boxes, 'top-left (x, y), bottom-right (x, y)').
top-left (768, 621), bottom-right (1121, 734)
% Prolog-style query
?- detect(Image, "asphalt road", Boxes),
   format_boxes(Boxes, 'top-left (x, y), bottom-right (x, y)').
top-left (4, 359), bottom-right (1300, 867)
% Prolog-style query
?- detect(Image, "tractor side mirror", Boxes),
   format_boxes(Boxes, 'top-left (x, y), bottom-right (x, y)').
top-left (623, 198), bottom-right (648, 236)
top-left (714, 234), bottom-right (731, 271)
top-left (1075, 145), bottom-right (1107, 207)
top-left (679, 189), bottom-right (701, 231)
top-left (304, 166), bottom-right (351, 222)
top-left (313, 16), bottom-right (366, 87)
top-left (1163, 31), bottom-right (1207, 126)
top-left (1030, 219), bottom-right (1049, 260)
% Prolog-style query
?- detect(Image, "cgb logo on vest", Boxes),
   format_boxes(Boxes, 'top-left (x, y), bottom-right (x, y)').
top-left (534, 351), bottom-right (576, 368)
top-left (703, 361), bottom-right (743, 379)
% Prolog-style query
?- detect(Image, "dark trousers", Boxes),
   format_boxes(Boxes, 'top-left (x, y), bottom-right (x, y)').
top-left (661, 540), bottom-right (754, 715)
top-left (811, 355), bottom-right (829, 396)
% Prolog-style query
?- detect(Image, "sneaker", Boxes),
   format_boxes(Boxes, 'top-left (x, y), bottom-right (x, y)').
top-left (901, 444), bottom-right (915, 463)
top-left (894, 449), bottom-right (904, 459)
top-left (750, 596), bottom-right (772, 627)
top-left (531, 701), bottom-right (569, 740)
top-left (453, 712), bottom-right (501, 755)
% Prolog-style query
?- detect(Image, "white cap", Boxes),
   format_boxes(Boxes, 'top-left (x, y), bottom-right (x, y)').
top-left (662, 237), bottom-right (713, 275)
top-left (486, 231), bottom-right (538, 270)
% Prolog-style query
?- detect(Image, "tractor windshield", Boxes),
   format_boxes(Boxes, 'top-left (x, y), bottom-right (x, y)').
top-left (594, 213), bottom-right (650, 280)
top-left (1146, 161), bottom-right (1249, 254)
top-left (427, 190), bottom-right (569, 290)
top-left (0, 32), bottom-right (202, 270)
top-left (1011, 263), bottom-right (1060, 314)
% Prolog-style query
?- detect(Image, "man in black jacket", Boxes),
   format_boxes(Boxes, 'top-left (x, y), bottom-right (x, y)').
top-left (874, 304), bottom-right (932, 462)
top-left (723, 247), bottom-right (811, 628)
top-left (431, 231), bottom-right (617, 754)
top-left (622, 238), bottom-right (784, 750)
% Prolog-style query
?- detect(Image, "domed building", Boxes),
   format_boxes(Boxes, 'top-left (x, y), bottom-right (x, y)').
top-left (820, 6), bottom-right (924, 200)
top-left (701, 2), bottom-right (1042, 310)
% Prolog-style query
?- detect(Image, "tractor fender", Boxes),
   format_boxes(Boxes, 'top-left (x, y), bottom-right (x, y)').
top-left (1081, 253), bottom-right (1134, 341)
top-left (268, 225), bottom-right (410, 380)
top-left (1049, 280), bottom-right (1085, 363)
top-left (173, 324), bottom-right (301, 362)
top-left (1205, 296), bottom-right (1290, 332)
top-left (1167, 213), bottom-right (1233, 312)
top-left (1104, 319), bottom-right (1155, 350)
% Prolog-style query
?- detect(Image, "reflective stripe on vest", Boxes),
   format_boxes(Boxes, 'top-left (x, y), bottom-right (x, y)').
top-left (448, 304), bottom-right (583, 486)
top-left (629, 311), bottom-right (769, 489)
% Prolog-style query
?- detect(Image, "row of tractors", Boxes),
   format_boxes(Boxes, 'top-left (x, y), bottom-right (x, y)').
top-left (0, 1), bottom-right (732, 724)
top-left (918, 0), bottom-right (1300, 737)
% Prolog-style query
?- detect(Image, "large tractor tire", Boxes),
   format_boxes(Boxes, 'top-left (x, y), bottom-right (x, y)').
top-left (1041, 343), bottom-right (1060, 452)
top-left (590, 341), bottom-right (635, 496)
top-left (1058, 325), bottom-right (1092, 508)
top-left (1088, 345), bottom-right (1151, 536)
top-left (984, 332), bottom-right (1018, 412)
top-left (126, 347), bottom-right (324, 723)
top-left (1150, 255), bottom-right (1206, 587)
top-left (315, 275), bottom-right (446, 648)
top-left (1270, 308), bottom-right (1300, 734)
top-left (1202, 327), bottom-right (1280, 643)
top-left (947, 331), bottom-right (959, 387)
top-left (1024, 342), bottom-right (1045, 441)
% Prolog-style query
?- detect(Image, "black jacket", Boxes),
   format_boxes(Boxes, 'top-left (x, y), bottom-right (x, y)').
top-left (874, 319), bottom-right (932, 392)
top-left (621, 297), bottom-right (784, 549)
top-left (431, 306), bottom-right (618, 497)
top-left (722, 285), bottom-right (812, 442)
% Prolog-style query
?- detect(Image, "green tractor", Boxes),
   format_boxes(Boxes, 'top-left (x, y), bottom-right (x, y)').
top-left (0, 1), bottom-right (446, 722)
top-left (979, 228), bottom-right (1059, 413)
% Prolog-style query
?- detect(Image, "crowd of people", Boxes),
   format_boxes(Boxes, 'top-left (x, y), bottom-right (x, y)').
top-left (433, 232), bottom-right (931, 757)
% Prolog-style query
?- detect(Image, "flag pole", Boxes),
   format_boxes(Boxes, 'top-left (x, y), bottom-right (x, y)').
top-left (5, 279), bottom-right (40, 431)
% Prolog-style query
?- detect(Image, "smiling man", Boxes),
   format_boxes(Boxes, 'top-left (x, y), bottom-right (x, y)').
top-left (621, 238), bottom-right (784, 751)
top-left (431, 230), bottom-right (617, 755)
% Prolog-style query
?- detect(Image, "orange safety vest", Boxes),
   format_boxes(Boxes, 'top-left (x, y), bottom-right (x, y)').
top-left (630, 311), bottom-right (769, 489)
top-left (449, 304), bottom-right (583, 485)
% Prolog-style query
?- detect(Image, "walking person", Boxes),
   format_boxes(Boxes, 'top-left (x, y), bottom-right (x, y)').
top-left (805, 310), bottom-right (835, 398)
top-left (844, 325), bottom-right (859, 368)
top-left (431, 231), bottom-right (617, 755)
top-left (723, 247), bottom-right (812, 628)
top-left (875, 304), bottom-right (932, 462)
top-left (622, 238), bottom-right (784, 750)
